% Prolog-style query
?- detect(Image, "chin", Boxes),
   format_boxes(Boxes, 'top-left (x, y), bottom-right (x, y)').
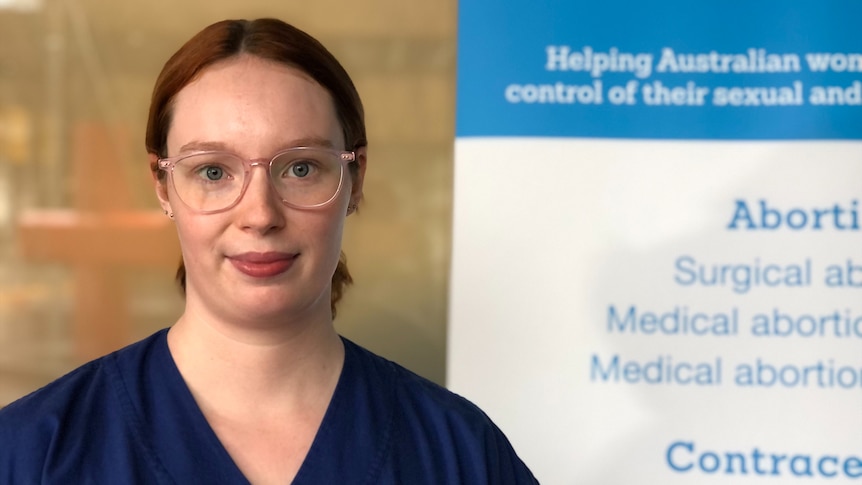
top-left (234, 286), bottom-right (329, 321)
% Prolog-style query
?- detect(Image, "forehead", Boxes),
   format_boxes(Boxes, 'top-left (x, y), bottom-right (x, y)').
top-left (167, 55), bottom-right (343, 154)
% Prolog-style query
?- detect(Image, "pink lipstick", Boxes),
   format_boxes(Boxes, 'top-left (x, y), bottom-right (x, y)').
top-left (228, 252), bottom-right (297, 278)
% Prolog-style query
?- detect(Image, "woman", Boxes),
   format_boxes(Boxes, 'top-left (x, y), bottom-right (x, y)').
top-left (0, 18), bottom-right (536, 484)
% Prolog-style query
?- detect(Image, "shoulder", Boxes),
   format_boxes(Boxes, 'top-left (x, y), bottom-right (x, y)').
top-left (344, 338), bottom-right (483, 421)
top-left (0, 357), bottom-right (108, 478)
top-left (0, 330), bottom-right (165, 424)
top-left (0, 331), bottom-right (165, 480)
top-left (343, 339), bottom-right (538, 484)
top-left (0, 356), bottom-right (107, 425)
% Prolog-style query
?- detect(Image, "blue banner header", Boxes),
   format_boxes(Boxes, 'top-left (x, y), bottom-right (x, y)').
top-left (456, 1), bottom-right (862, 139)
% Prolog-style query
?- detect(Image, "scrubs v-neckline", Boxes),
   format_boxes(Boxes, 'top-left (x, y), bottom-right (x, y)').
top-left (124, 329), bottom-right (394, 484)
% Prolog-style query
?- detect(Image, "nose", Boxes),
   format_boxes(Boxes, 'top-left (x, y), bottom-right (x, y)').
top-left (234, 163), bottom-right (286, 234)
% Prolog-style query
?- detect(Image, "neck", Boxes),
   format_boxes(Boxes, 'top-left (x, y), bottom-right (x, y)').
top-left (167, 305), bottom-right (344, 416)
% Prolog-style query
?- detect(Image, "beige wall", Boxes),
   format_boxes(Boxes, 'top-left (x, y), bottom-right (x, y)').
top-left (0, 0), bottom-right (456, 405)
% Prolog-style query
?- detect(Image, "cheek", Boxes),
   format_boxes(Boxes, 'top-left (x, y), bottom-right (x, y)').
top-left (306, 210), bottom-right (346, 252)
top-left (173, 217), bottom-right (222, 264)
top-left (304, 187), bottom-right (350, 246)
top-left (297, 212), bottom-right (347, 278)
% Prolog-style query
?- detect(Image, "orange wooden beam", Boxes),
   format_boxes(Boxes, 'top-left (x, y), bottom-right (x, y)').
top-left (17, 210), bottom-right (178, 266)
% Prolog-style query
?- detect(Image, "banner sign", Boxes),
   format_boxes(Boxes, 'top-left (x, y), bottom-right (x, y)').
top-left (448, 2), bottom-right (862, 483)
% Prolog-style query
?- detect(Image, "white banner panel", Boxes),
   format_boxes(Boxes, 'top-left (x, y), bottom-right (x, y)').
top-left (449, 2), bottom-right (862, 483)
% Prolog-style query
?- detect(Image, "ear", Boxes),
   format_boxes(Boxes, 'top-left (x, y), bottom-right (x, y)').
top-left (349, 146), bottom-right (367, 206)
top-left (149, 153), bottom-right (172, 213)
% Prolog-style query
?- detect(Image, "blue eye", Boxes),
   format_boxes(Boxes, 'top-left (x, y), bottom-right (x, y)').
top-left (289, 162), bottom-right (312, 178)
top-left (203, 166), bottom-right (224, 180)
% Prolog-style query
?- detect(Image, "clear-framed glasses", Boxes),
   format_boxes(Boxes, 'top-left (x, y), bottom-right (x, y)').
top-left (158, 147), bottom-right (355, 214)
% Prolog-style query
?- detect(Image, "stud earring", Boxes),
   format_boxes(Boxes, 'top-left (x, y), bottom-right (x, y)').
top-left (163, 209), bottom-right (173, 218)
top-left (347, 203), bottom-right (357, 215)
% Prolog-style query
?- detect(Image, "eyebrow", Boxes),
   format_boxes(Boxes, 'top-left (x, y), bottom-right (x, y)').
top-left (178, 137), bottom-right (336, 154)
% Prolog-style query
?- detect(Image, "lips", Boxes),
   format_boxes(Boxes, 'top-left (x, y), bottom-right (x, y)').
top-left (228, 252), bottom-right (297, 278)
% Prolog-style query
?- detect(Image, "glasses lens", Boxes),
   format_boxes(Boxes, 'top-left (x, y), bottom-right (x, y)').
top-left (270, 148), bottom-right (344, 207)
top-left (171, 153), bottom-right (245, 212)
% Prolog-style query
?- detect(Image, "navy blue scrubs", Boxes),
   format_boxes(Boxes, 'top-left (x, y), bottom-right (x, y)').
top-left (0, 329), bottom-right (537, 484)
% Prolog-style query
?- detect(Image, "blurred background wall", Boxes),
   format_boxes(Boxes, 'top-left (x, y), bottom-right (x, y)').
top-left (0, 0), bottom-right (455, 405)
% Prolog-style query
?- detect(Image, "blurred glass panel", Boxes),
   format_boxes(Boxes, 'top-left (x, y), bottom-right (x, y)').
top-left (0, 0), bottom-right (42, 12)
top-left (0, 0), bottom-right (455, 405)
